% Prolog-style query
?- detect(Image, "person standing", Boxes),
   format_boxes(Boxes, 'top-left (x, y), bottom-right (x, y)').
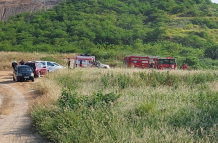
top-left (12, 61), bottom-right (18, 69)
top-left (67, 58), bottom-right (71, 68)
top-left (181, 63), bottom-right (188, 70)
top-left (80, 60), bottom-right (83, 67)
top-left (20, 59), bottom-right (25, 65)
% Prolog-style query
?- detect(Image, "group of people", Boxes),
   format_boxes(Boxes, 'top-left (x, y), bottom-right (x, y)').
top-left (12, 59), bottom-right (25, 69)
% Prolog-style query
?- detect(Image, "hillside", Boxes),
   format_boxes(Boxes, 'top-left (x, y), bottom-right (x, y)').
top-left (1, 0), bottom-right (218, 68)
top-left (0, 0), bottom-right (63, 21)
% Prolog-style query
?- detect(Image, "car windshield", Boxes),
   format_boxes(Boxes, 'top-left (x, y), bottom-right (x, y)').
top-left (18, 67), bottom-right (32, 72)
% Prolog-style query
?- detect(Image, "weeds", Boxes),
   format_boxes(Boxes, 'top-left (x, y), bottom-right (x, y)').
top-left (32, 68), bottom-right (218, 142)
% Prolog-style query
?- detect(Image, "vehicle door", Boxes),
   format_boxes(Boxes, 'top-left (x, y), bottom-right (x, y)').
top-left (13, 66), bottom-right (18, 80)
top-left (83, 60), bottom-right (88, 67)
top-left (39, 63), bottom-right (47, 74)
top-left (47, 62), bottom-right (55, 72)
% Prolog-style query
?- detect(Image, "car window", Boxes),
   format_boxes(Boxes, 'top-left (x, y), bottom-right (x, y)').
top-left (53, 63), bottom-right (59, 66)
top-left (36, 63), bottom-right (39, 68)
top-left (18, 67), bottom-right (32, 72)
top-left (37, 63), bottom-right (42, 68)
top-left (41, 62), bottom-right (46, 65)
top-left (169, 59), bottom-right (175, 64)
top-left (47, 62), bottom-right (54, 66)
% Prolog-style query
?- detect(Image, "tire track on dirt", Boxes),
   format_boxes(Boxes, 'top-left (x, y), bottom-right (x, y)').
top-left (0, 84), bottom-right (45, 143)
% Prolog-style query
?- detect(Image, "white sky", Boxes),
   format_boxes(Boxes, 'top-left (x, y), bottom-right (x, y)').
top-left (211, 0), bottom-right (218, 3)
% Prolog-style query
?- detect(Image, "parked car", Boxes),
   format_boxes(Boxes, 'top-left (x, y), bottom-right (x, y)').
top-left (51, 62), bottom-right (65, 69)
top-left (36, 61), bottom-right (64, 72)
top-left (94, 61), bottom-right (110, 69)
top-left (25, 61), bottom-right (48, 77)
top-left (13, 65), bottom-right (34, 82)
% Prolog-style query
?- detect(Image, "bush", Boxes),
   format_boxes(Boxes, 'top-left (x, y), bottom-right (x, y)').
top-left (204, 45), bottom-right (218, 60)
top-left (184, 56), bottom-right (200, 69)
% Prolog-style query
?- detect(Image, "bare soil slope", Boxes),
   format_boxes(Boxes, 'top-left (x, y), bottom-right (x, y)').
top-left (0, 0), bottom-right (63, 21)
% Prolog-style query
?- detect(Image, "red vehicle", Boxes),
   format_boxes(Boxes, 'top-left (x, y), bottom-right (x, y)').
top-left (123, 55), bottom-right (177, 70)
top-left (25, 61), bottom-right (48, 77)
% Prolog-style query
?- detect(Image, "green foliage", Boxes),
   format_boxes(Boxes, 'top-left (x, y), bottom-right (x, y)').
top-left (0, 0), bottom-right (218, 68)
top-left (184, 56), bottom-right (200, 69)
top-left (134, 102), bottom-right (156, 117)
top-left (192, 17), bottom-right (218, 29)
top-left (32, 69), bottom-right (218, 142)
top-left (100, 70), bottom-right (218, 89)
top-left (204, 45), bottom-right (218, 60)
top-left (170, 90), bottom-right (218, 137)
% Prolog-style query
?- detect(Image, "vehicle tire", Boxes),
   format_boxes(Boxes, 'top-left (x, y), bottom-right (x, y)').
top-left (32, 79), bottom-right (34, 82)
top-left (38, 72), bottom-right (41, 78)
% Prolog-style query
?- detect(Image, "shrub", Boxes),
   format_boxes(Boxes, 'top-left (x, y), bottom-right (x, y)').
top-left (134, 102), bottom-right (156, 117)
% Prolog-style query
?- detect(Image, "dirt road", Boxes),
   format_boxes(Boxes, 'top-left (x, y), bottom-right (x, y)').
top-left (0, 71), bottom-right (46, 143)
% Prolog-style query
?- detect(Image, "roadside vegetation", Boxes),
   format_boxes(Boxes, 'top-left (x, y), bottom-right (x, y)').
top-left (1, 1), bottom-right (218, 68)
top-left (32, 68), bottom-right (218, 142)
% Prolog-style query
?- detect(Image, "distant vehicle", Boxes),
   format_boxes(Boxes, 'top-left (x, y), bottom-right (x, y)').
top-left (94, 61), bottom-right (110, 69)
top-left (13, 65), bottom-right (34, 82)
top-left (36, 61), bottom-right (64, 72)
top-left (51, 62), bottom-right (65, 69)
top-left (74, 55), bottom-right (110, 69)
top-left (25, 61), bottom-right (48, 77)
top-left (123, 55), bottom-right (177, 70)
top-left (74, 55), bottom-right (95, 68)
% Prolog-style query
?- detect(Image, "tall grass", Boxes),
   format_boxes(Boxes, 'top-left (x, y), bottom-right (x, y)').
top-left (32, 68), bottom-right (218, 142)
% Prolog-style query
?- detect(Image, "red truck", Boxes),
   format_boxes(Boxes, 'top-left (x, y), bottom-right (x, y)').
top-left (123, 55), bottom-right (177, 70)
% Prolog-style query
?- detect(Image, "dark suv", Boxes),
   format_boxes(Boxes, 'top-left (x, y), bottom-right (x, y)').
top-left (13, 65), bottom-right (34, 82)
top-left (25, 61), bottom-right (48, 77)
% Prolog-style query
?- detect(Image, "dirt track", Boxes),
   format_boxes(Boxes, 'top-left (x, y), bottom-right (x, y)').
top-left (0, 71), bottom-right (46, 143)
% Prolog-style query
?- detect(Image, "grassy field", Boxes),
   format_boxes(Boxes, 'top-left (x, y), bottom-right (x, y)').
top-left (32, 68), bottom-right (218, 142)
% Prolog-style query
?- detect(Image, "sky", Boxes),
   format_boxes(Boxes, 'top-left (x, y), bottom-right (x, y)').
top-left (211, 0), bottom-right (218, 3)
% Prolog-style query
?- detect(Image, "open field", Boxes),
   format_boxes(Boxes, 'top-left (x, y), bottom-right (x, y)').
top-left (32, 68), bottom-right (218, 142)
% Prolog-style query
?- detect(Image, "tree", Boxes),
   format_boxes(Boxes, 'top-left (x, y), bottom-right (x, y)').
top-left (204, 45), bottom-right (218, 60)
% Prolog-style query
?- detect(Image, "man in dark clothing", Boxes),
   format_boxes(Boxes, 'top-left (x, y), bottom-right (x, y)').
top-left (67, 58), bottom-right (71, 68)
top-left (12, 61), bottom-right (18, 69)
top-left (80, 60), bottom-right (83, 67)
top-left (20, 59), bottom-right (25, 65)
